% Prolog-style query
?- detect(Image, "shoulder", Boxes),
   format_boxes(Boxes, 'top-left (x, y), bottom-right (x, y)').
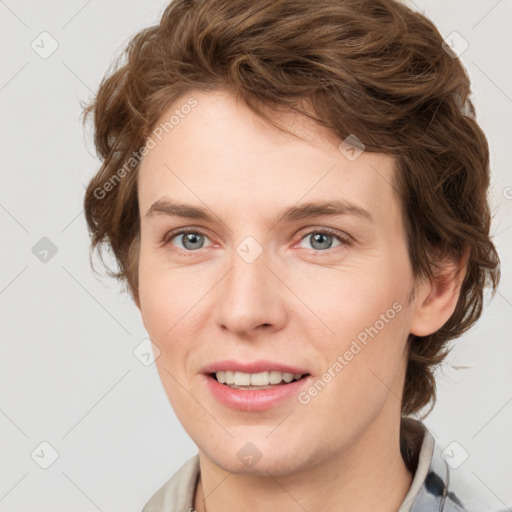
top-left (141, 454), bottom-right (200, 512)
top-left (403, 418), bottom-right (506, 512)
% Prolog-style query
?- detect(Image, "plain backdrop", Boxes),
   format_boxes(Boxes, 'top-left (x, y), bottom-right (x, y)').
top-left (1, 1), bottom-right (511, 510)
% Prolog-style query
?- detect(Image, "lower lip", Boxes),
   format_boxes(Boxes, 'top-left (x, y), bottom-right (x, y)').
top-left (204, 374), bottom-right (311, 412)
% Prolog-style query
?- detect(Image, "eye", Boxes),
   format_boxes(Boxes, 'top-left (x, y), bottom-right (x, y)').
top-left (297, 228), bottom-right (351, 252)
top-left (162, 227), bottom-right (351, 253)
top-left (164, 229), bottom-right (212, 251)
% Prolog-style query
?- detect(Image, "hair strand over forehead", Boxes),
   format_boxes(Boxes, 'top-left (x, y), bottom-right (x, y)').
top-left (82, 0), bottom-right (500, 416)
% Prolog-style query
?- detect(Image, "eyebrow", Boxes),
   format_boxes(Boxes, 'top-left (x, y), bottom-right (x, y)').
top-left (145, 197), bottom-right (372, 224)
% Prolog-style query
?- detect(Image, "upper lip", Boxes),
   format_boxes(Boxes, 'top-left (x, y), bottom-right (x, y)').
top-left (202, 360), bottom-right (310, 375)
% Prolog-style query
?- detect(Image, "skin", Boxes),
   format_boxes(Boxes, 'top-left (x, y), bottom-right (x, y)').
top-left (134, 89), bottom-right (465, 511)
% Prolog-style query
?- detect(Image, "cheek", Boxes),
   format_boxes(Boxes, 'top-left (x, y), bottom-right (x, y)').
top-left (137, 258), bottom-right (210, 370)
top-left (138, 264), bottom-right (179, 359)
top-left (297, 259), bottom-right (413, 397)
top-left (297, 263), bottom-right (410, 342)
top-left (138, 245), bottom-right (191, 332)
top-left (138, 268), bottom-right (172, 340)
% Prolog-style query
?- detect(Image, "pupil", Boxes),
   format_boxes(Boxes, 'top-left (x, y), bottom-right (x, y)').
top-left (183, 232), bottom-right (203, 250)
top-left (311, 232), bottom-right (332, 250)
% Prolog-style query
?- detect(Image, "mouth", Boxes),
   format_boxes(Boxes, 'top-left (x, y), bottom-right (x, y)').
top-left (209, 370), bottom-right (310, 390)
top-left (202, 362), bottom-right (312, 411)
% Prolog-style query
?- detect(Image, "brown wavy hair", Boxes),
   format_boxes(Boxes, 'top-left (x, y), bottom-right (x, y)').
top-left (82, 0), bottom-right (500, 416)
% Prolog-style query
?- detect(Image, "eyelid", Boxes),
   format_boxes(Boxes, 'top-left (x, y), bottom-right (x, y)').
top-left (294, 226), bottom-right (353, 250)
top-left (162, 227), bottom-right (214, 248)
top-left (162, 225), bottom-right (352, 252)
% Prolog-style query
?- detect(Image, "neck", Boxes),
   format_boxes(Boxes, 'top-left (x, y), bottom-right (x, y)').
top-left (193, 412), bottom-right (414, 512)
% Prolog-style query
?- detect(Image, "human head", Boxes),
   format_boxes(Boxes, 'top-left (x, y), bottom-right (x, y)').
top-left (82, 0), bottom-right (499, 420)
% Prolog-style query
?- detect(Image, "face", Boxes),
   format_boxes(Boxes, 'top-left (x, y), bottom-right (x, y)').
top-left (136, 89), bottom-right (421, 476)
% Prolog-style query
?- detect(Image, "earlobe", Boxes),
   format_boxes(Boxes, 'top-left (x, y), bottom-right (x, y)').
top-left (409, 248), bottom-right (469, 337)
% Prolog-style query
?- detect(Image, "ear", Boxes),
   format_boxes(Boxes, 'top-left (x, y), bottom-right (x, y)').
top-left (409, 247), bottom-right (470, 337)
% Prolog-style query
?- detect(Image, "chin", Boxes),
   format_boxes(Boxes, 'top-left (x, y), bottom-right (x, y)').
top-left (216, 453), bottom-right (306, 477)
top-left (200, 436), bottom-right (316, 477)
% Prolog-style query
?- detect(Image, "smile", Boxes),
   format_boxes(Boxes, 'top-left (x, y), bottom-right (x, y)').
top-left (213, 370), bottom-right (306, 389)
top-left (202, 361), bottom-right (312, 411)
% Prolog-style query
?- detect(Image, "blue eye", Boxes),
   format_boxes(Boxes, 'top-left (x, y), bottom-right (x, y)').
top-left (166, 230), bottom-right (211, 251)
top-left (298, 229), bottom-right (349, 251)
top-left (301, 232), bottom-right (340, 251)
top-left (163, 227), bottom-right (351, 253)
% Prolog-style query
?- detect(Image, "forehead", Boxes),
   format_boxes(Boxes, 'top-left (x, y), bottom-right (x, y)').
top-left (137, 89), bottom-right (400, 226)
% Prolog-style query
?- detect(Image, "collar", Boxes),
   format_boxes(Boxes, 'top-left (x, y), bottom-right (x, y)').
top-left (402, 417), bottom-right (504, 511)
top-left (141, 418), bottom-right (503, 512)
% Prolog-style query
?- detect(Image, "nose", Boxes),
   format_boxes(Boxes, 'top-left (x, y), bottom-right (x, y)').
top-left (212, 246), bottom-right (288, 337)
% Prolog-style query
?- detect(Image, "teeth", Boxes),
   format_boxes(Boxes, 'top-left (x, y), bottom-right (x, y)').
top-left (282, 373), bottom-right (294, 383)
top-left (237, 371), bottom-right (252, 385)
top-left (269, 371), bottom-right (283, 384)
top-left (250, 371), bottom-right (269, 386)
top-left (215, 370), bottom-right (304, 386)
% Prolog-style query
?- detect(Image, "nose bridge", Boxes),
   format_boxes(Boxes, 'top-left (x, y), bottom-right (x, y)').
top-left (213, 236), bottom-right (286, 334)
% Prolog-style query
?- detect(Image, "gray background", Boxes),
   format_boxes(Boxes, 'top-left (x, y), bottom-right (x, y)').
top-left (1, 0), bottom-right (511, 510)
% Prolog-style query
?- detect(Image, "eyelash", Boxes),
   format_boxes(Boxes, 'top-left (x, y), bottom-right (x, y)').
top-left (162, 227), bottom-right (352, 254)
